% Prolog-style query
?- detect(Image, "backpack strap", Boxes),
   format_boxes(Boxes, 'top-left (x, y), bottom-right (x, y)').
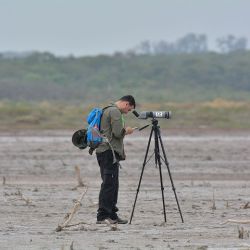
top-left (100, 105), bottom-right (118, 164)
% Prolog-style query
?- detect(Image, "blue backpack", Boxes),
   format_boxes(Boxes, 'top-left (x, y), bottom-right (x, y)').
top-left (86, 108), bottom-right (103, 149)
top-left (85, 105), bottom-right (117, 162)
top-left (86, 106), bottom-right (111, 153)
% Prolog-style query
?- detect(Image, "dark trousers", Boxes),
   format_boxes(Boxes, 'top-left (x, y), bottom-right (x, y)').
top-left (96, 150), bottom-right (119, 220)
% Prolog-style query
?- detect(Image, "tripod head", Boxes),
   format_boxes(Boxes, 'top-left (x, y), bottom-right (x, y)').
top-left (138, 118), bottom-right (159, 131)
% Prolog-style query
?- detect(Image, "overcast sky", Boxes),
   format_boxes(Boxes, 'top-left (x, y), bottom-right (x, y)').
top-left (1, 0), bottom-right (250, 56)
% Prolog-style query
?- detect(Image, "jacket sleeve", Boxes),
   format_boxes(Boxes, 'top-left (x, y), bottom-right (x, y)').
top-left (109, 108), bottom-right (126, 139)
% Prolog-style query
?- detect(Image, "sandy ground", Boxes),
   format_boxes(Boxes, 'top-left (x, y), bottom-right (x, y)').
top-left (1, 129), bottom-right (250, 250)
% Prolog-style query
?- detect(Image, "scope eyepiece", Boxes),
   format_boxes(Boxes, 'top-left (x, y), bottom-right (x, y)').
top-left (132, 110), bottom-right (140, 117)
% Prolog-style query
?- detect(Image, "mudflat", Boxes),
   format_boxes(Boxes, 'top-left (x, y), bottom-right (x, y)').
top-left (1, 130), bottom-right (250, 249)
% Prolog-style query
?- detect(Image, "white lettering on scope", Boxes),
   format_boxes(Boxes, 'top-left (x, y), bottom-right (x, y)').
top-left (155, 112), bottom-right (163, 117)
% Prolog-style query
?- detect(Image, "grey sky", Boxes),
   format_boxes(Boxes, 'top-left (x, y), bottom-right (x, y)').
top-left (1, 0), bottom-right (250, 56)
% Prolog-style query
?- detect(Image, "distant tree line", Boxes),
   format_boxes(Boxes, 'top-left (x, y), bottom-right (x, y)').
top-left (0, 33), bottom-right (248, 60)
top-left (0, 44), bottom-right (250, 103)
top-left (128, 33), bottom-right (248, 55)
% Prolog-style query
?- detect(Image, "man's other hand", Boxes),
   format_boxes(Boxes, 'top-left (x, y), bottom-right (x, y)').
top-left (125, 127), bottom-right (135, 135)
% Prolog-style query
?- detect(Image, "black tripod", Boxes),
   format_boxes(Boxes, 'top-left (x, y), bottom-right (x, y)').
top-left (129, 119), bottom-right (184, 224)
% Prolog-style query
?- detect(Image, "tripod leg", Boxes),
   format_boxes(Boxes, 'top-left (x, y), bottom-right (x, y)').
top-left (129, 127), bottom-right (154, 224)
top-left (154, 129), bottom-right (167, 222)
top-left (157, 128), bottom-right (184, 223)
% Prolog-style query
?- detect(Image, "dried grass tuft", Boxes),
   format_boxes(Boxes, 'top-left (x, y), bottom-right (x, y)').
top-left (238, 226), bottom-right (249, 239)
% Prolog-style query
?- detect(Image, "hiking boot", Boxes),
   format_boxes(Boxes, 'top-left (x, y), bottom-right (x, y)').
top-left (115, 216), bottom-right (128, 224)
top-left (96, 218), bottom-right (117, 224)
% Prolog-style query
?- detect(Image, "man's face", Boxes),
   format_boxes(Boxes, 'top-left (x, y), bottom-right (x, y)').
top-left (121, 101), bottom-right (134, 114)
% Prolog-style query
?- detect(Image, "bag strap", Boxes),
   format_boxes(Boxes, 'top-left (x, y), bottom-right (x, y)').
top-left (100, 105), bottom-right (118, 164)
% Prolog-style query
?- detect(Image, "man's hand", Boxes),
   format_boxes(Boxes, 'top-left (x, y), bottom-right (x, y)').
top-left (125, 126), bottom-right (135, 135)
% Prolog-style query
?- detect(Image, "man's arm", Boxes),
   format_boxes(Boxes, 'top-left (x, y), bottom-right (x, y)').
top-left (110, 109), bottom-right (126, 139)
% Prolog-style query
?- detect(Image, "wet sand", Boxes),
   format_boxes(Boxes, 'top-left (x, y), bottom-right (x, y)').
top-left (1, 130), bottom-right (250, 249)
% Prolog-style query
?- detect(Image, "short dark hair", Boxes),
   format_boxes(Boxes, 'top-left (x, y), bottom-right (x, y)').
top-left (119, 95), bottom-right (136, 108)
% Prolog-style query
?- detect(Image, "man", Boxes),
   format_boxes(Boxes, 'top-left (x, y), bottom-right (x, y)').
top-left (96, 95), bottom-right (136, 224)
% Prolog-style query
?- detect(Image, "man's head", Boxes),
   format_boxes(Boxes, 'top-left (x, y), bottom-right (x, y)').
top-left (115, 95), bottom-right (136, 114)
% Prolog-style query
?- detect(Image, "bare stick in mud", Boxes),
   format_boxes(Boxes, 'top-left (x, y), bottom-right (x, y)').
top-left (17, 189), bottom-right (32, 205)
top-left (70, 241), bottom-right (74, 250)
top-left (221, 219), bottom-right (250, 225)
top-left (56, 187), bottom-right (88, 232)
top-left (75, 165), bottom-right (85, 187)
top-left (238, 226), bottom-right (249, 239)
top-left (103, 219), bottom-right (119, 231)
top-left (72, 165), bottom-right (85, 190)
top-left (211, 189), bottom-right (216, 210)
top-left (242, 202), bottom-right (250, 209)
top-left (62, 221), bottom-right (89, 228)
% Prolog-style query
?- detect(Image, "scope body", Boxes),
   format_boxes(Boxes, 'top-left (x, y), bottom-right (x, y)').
top-left (133, 110), bottom-right (171, 119)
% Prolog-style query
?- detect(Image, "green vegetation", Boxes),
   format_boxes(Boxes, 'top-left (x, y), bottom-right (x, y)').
top-left (1, 51), bottom-right (250, 102)
top-left (1, 51), bottom-right (250, 130)
top-left (1, 100), bottom-right (250, 130)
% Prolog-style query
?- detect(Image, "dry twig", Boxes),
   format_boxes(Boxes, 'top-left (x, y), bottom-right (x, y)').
top-left (56, 187), bottom-right (88, 232)
top-left (63, 221), bottom-right (89, 228)
top-left (211, 189), bottom-right (216, 210)
top-left (61, 159), bottom-right (67, 166)
top-left (71, 165), bottom-right (85, 190)
top-left (103, 219), bottom-right (119, 231)
top-left (75, 165), bottom-right (85, 187)
top-left (70, 241), bottom-right (74, 250)
top-left (242, 202), bottom-right (250, 209)
top-left (221, 219), bottom-right (250, 225)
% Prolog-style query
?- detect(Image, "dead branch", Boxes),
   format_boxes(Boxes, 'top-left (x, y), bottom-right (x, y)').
top-left (3, 176), bottom-right (6, 185)
top-left (242, 202), bottom-right (250, 209)
top-left (56, 187), bottom-right (88, 232)
top-left (63, 221), bottom-right (89, 228)
top-left (70, 241), bottom-right (74, 250)
top-left (221, 219), bottom-right (250, 225)
top-left (103, 219), bottom-right (119, 231)
top-left (211, 189), bottom-right (216, 210)
top-left (71, 165), bottom-right (85, 190)
top-left (61, 159), bottom-right (67, 166)
top-left (55, 221), bottom-right (91, 232)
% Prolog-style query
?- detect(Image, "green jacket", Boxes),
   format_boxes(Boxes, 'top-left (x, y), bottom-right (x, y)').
top-left (96, 104), bottom-right (126, 160)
